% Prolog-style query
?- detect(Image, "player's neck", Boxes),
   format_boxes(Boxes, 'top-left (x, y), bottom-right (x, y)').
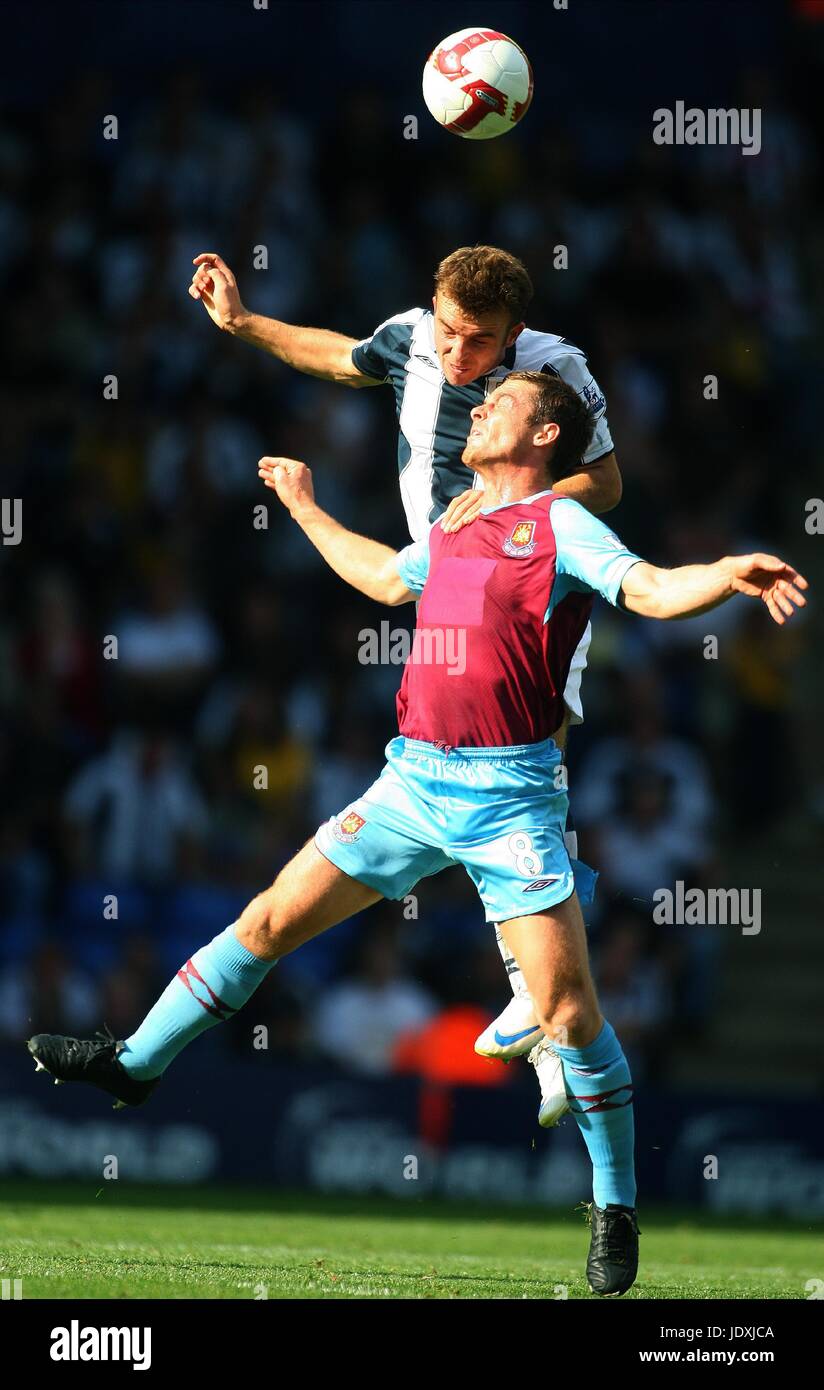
top-left (475, 465), bottom-right (551, 509)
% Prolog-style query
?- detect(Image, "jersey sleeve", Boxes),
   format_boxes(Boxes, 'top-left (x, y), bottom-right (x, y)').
top-left (351, 308), bottom-right (423, 383)
top-left (395, 539), bottom-right (431, 596)
top-left (551, 498), bottom-right (642, 606)
top-left (544, 350), bottom-right (614, 464)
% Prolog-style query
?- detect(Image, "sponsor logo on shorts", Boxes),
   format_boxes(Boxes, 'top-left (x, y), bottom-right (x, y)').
top-left (522, 875), bottom-right (563, 892)
top-left (503, 520), bottom-right (537, 557)
top-left (332, 811), bottom-right (366, 843)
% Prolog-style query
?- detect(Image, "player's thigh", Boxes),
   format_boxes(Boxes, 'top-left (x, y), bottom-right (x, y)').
top-left (314, 749), bottom-right (452, 906)
top-left (457, 766), bottom-right (574, 928)
top-left (499, 891), bottom-right (599, 1020)
top-left (239, 839), bottom-right (382, 959)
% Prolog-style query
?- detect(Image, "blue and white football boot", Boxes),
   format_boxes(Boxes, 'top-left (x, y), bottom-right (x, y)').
top-left (475, 1000), bottom-right (569, 1128)
top-left (527, 1034), bottom-right (570, 1128)
top-left (474, 995), bottom-right (543, 1060)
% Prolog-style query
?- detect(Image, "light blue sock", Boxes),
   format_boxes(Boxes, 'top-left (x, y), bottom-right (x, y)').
top-left (119, 924), bottom-right (275, 1080)
top-left (554, 1018), bottom-right (636, 1209)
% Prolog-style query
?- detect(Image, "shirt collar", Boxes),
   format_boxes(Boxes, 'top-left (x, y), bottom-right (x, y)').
top-left (479, 488), bottom-right (555, 516)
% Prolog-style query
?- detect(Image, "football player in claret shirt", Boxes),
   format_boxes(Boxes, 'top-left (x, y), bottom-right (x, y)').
top-left (28, 372), bottom-right (807, 1296)
top-left (186, 242), bottom-right (621, 1123)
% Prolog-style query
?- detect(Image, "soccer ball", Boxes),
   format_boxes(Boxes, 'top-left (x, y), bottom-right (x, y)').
top-left (422, 28), bottom-right (533, 140)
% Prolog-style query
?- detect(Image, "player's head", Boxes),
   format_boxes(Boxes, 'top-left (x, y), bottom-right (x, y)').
top-left (462, 371), bottom-right (594, 482)
top-left (432, 246), bottom-right (532, 386)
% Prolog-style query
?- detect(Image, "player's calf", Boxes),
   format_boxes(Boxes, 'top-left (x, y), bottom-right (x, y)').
top-left (27, 844), bottom-right (379, 1109)
top-left (533, 987), bottom-right (603, 1052)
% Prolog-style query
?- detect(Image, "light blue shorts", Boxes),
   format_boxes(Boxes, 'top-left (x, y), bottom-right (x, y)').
top-left (314, 735), bottom-right (575, 924)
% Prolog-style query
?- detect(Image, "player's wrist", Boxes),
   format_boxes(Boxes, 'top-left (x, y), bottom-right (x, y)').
top-left (718, 556), bottom-right (739, 592)
top-left (289, 497), bottom-right (319, 527)
top-left (224, 306), bottom-right (253, 336)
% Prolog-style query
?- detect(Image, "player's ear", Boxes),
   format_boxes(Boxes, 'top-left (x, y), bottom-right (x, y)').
top-left (505, 321), bottom-right (526, 348)
top-left (533, 421), bottom-right (560, 449)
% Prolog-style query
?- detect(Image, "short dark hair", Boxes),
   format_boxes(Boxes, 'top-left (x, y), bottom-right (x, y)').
top-left (434, 245), bottom-right (533, 325)
top-left (507, 370), bottom-right (595, 480)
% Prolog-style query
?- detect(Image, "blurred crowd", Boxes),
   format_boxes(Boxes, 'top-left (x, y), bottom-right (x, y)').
top-left (0, 66), bottom-right (819, 1090)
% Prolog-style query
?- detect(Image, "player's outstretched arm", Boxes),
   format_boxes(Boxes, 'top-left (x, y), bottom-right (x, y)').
top-left (258, 457), bottom-right (415, 605)
top-left (620, 555), bottom-right (808, 625)
top-left (189, 253), bottom-right (381, 388)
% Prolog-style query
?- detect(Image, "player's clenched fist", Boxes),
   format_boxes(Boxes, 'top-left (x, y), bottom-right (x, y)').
top-left (258, 457), bottom-right (315, 517)
top-left (189, 253), bottom-right (248, 332)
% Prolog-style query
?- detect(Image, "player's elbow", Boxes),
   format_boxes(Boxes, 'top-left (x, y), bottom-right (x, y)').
top-left (384, 580), bottom-right (415, 606)
top-left (375, 560), bottom-right (414, 606)
top-left (334, 343), bottom-right (381, 389)
top-left (602, 469), bottom-right (622, 512)
top-left (595, 459), bottom-right (623, 513)
top-left (620, 563), bottom-right (666, 619)
top-left (346, 370), bottom-right (383, 389)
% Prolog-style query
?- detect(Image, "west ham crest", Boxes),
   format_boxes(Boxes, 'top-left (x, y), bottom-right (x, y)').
top-left (503, 520), bottom-right (537, 557)
top-left (332, 810), bottom-right (366, 843)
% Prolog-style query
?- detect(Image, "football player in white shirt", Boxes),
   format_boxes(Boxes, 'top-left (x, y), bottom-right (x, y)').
top-left (189, 243), bottom-right (623, 1126)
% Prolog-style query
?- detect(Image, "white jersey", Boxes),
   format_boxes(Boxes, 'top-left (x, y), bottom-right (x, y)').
top-left (351, 308), bottom-right (615, 721)
top-left (352, 308), bottom-right (613, 542)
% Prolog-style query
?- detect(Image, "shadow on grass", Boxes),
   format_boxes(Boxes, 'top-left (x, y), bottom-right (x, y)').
top-left (0, 1180), bottom-right (816, 1236)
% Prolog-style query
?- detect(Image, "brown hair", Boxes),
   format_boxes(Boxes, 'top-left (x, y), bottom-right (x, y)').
top-left (506, 370), bottom-right (595, 480)
top-left (434, 245), bottom-right (533, 325)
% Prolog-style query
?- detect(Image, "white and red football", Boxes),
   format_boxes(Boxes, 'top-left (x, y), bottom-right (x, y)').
top-left (422, 28), bottom-right (533, 140)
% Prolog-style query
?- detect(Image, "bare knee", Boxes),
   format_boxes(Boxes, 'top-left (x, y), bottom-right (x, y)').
top-left (538, 985), bottom-right (601, 1049)
top-left (235, 882), bottom-right (289, 960)
top-left (233, 840), bottom-right (374, 961)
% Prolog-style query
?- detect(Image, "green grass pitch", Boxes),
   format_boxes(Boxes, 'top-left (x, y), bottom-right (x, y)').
top-left (0, 1181), bottom-right (816, 1299)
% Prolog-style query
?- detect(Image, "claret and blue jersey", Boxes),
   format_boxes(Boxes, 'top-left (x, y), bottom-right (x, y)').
top-left (314, 316), bottom-right (631, 919)
top-left (351, 307), bottom-right (614, 544)
top-left (395, 491), bottom-right (642, 750)
top-left (315, 490), bottom-right (640, 921)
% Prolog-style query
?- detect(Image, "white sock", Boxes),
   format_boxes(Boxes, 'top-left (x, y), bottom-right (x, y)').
top-left (493, 828), bottom-right (579, 1003)
top-left (493, 924), bottom-right (530, 1000)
